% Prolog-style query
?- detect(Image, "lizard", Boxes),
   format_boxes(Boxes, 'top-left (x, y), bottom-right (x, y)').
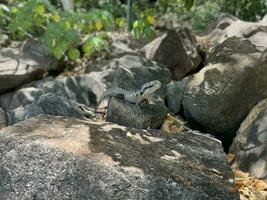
top-left (94, 80), bottom-right (162, 112)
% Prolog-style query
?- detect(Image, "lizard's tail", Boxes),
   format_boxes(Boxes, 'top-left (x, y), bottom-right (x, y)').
top-left (94, 93), bottom-right (108, 112)
top-left (94, 87), bottom-right (125, 112)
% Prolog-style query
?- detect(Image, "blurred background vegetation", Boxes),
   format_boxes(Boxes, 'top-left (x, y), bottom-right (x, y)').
top-left (0, 0), bottom-right (266, 61)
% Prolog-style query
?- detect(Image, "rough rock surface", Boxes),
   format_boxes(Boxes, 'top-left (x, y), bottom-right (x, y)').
top-left (0, 47), bottom-right (45, 94)
top-left (204, 13), bottom-right (238, 35)
top-left (261, 14), bottom-right (267, 25)
top-left (142, 28), bottom-right (201, 80)
top-left (0, 30), bottom-right (9, 47)
top-left (166, 77), bottom-right (191, 114)
top-left (182, 38), bottom-right (266, 143)
top-left (8, 93), bottom-right (95, 125)
top-left (230, 98), bottom-right (267, 180)
top-left (0, 115), bottom-right (239, 200)
top-left (22, 39), bottom-right (59, 72)
top-left (0, 75), bottom-right (101, 111)
top-left (207, 19), bottom-right (267, 52)
top-left (106, 97), bottom-right (168, 129)
top-left (87, 55), bottom-right (170, 94)
top-left (0, 107), bottom-right (7, 130)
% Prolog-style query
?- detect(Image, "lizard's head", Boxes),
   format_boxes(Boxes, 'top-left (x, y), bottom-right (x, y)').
top-left (140, 80), bottom-right (161, 96)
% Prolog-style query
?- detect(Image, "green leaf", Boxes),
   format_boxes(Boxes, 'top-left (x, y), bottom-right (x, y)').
top-left (68, 48), bottom-right (80, 60)
top-left (82, 41), bottom-right (94, 55)
top-left (184, 0), bottom-right (195, 11)
top-left (34, 4), bottom-right (45, 16)
top-left (52, 47), bottom-right (63, 60)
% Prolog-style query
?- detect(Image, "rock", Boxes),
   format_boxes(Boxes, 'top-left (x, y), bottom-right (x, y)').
top-left (260, 14), bottom-right (267, 25)
top-left (204, 13), bottom-right (238, 35)
top-left (9, 87), bottom-right (44, 109)
top-left (0, 74), bottom-right (102, 111)
top-left (0, 115), bottom-right (239, 199)
top-left (106, 97), bottom-right (168, 129)
top-left (8, 93), bottom-right (95, 125)
top-left (0, 30), bottom-right (9, 47)
top-left (208, 19), bottom-right (267, 52)
top-left (8, 102), bottom-right (44, 125)
top-left (182, 38), bottom-right (267, 146)
top-left (103, 55), bottom-right (170, 91)
top-left (166, 77), bottom-right (191, 114)
top-left (0, 92), bottom-right (13, 113)
top-left (229, 98), bottom-right (267, 180)
top-left (22, 39), bottom-right (59, 72)
top-left (0, 47), bottom-right (45, 94)
top-left (0, 107), bottom-right (7, 130)
top-left (109, 40), bottom-right (138, 58)
top-left (142, 28), bottom-right (202, 80)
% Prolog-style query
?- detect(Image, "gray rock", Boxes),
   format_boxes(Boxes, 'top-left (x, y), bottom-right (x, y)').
top-left (109, 40), bottom-right (139, 58)
top-left (203, 13), bottom-right (238, 35)
top-left (106, 97), bottom-right (168, 129)
top-left (9, 87), bottom-right (44, 109)
top-left (142, 28), bottom-right (202, 80)
top-left (183, 38), bottom-right (266, 140)
top-left (0, 115), bottom-right (239, 200)
top-left (21, 39), bottom-right (59, 72)
top-left (208, 19), bottom-right (267, 52)
top-left (8, 102), bottom-right (44, 125)
top-left (0, 75), bottom-right (102, 111)
top-left (0, 107), bottom-right (7, 130)
top-left (0, 47), bottom-right (45, 94)
top-left (0, 30), bottom-right (9, 47)
top-left (166, 77), bottom-right (191, 114)
top-left (229, 98), bottom-right (267, 180)
top-left (8, 93), bottom-right (95, 125)
top-left (260, 14), bottom-right (267, 25)
top-left (0, 92), bottom-right (13, 113)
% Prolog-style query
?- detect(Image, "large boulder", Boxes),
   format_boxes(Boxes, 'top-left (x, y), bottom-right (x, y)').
top-left (182, 38), bottom-right (267, 144)
top-left (0, 107), bottom-right (7, 130)
top-left (7, 93), bottom-right (96, 125)
top-left (166, 77), bottom-right (191, 114)
top-left (203, 13), bottom-right (239, 35)
top-left (0, 75), bottom-right (103, 111)
top-left (21, 39), bottom-right (59, 72)
top-left (142, 28), bottom-right (202, 80)
top-left (207, 19), bottom-right (267, 52)
top-left (0, 47), bottom-right (45, 94)
top-left (229, 98), bottom-right (267, 180)
top-left (0, 115), bottom-right (239, 199)
top-left (106, 97), bottom-right (168, 129)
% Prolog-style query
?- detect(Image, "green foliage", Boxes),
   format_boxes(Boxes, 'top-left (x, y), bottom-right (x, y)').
top-left (183, 0), bottom-right (195, 11)
top-left (7, 0), bottom-right (55, 39)
top-left (79, 9), bottom-right (115, 33)
top-left (43, 21), bottom-right (80, 59)
top-left (0, 3), bottom-right (9, 27)
top-left (186, 2), bottom-right (220, 32)
top-left (1, 0), bottom-right (115, 61)
top-left (68, 48), bottom-right (80, 60)
top-left (3, 0), bottom-right (266, 62)
top-left (82, 34), bottom-right (110, 56)
top-left (220, 0), bottom-right (267, 21)
top-left (132, 9), bottom-right (156, 39)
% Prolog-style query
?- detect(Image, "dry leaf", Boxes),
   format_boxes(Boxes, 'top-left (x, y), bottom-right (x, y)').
top-left (228, 153), bottom-right (236, 164)
top-left (233, 169), bottom-right (267, 200)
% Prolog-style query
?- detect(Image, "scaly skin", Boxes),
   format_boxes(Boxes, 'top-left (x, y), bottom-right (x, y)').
top-left (95, 80), bottom-right (161, 111)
